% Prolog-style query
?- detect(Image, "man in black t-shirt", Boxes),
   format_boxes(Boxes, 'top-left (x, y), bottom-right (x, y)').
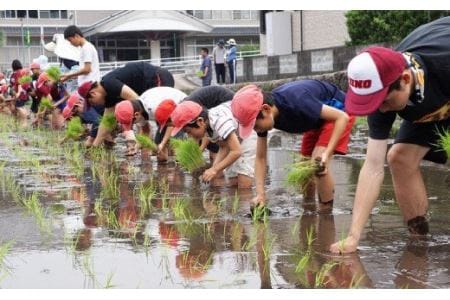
top-left (331, 17), bottom-right (450, 254)
top-left (77, 61), bottom-right (174, 146)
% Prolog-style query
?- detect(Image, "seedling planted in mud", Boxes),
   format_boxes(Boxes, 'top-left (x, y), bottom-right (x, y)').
top-left (170, 138), bottom-right (205, 173)
top-left (0, 240), bottom-right (14, 282)
top-left (136, 134), bottom-right (157, 151)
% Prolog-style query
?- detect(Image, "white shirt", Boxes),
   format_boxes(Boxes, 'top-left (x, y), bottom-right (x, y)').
top-left (213, 46), bottom-right (226, 64)
top-left (139, 87), bottom-right (187, 120)
top-left (78, 41), bottom-right (100, 85)
top-left (208, 101), bottom-right (238, 143)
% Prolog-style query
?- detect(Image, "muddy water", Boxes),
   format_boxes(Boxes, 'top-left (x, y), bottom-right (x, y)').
top-left (0, 128), bottom-right (449, 288)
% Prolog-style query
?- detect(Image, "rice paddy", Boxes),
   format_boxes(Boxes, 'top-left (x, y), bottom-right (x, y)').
top-left (0, 115), bottom-right (449, 288)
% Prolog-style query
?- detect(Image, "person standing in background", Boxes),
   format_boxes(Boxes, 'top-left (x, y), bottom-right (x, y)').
top-left (61, 25), bottom-right (100, 86)
top-left (226, 39), bottom-right (237, 84)
top-left (213, 40), bottom-right (226, 84)
top-left (199, 48), bottom-right (212, 87)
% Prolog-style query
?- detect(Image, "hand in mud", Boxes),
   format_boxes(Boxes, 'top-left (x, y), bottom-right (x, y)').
top-left (314, 154), bottom-right (328, 176)
top-left (251, 194), bottom-right (266, 207)
top-left (202, 167), bottom-right (218, 183)
top-left (125, 140), bottom-right (138, 156)
top-left (330, 236), bottom-right (359, 254)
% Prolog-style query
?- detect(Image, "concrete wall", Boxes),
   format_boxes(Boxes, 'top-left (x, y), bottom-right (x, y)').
top-left (234, 43), bottom-right (392, 85)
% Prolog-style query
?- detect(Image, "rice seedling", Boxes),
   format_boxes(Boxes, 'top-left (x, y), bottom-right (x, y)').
top-left (285, 156), bottom-right (322, 191)
top-left (251, 204), bottom-right (270, 223)
top-left (38, 96), bottom-right (53, 112)
top-left (136, 181), bottom-right (155, 218)
top-left (23, 192), bottom-right (52, 235)
top-left (349, 273), bottom-right (367, 289)
top-left (65, 117), bottom-right (85, 140)
top-left (100, 112), bottom-right (117, 131)
top-left (103, 272), bottom-right (116, 289)
top-left (170, 138), bottom-right (205, 173)
top-left (18, 75), bottom-right (32, 85)
top-left (173, 198), bottom-right (193, 224)
top-left (314, 261), bottom-right (338, 288)
top-left (231, 191), bottom-right (240, 215)
top-left (45, 66), bottom-right (61, 81)
top-left (136, 134), bottom-right (157, 151)
top-left (437, 128), bottom-right (450, 157)
top-left (0, 240), bottom-right (14, 282)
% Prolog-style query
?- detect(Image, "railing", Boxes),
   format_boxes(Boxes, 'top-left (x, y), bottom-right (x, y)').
top-left (1, 50), bottom-right (261, 78)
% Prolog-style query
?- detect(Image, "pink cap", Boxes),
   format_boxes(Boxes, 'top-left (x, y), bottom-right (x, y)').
top-left (63, 93), bottom-right (82, 119)
top-left (37, 72), bottom-right (50, 89)
top-left (155, 99), bottom-right (177, 129)
top-left (114, 101), bottom-right (134, 131)
top-left (230, 84), bottom-right (263, 139)
top-left (345, 47), bottom-right (406, 116)
top-left (30, 62), bottom-right (40, 70)
top-left (170, 101), bottom-right (202, 137)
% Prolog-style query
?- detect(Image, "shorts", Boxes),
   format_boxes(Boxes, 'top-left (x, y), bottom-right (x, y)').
top-left (301, 115), bottom-right (356, 156)
top-left (394, 118), bottom-right (449, 164)
top-left (225, 131), bottom-right (257, 178)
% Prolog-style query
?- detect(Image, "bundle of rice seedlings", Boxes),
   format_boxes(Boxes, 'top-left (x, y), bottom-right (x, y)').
top-left (100, 112), bottom-right (117, 131)
top-left (18, 75), bottom-right (32, 85)
top-left (46, 66), bottom-right (61, 81)
top-left (65, 117), bottom-right (84, 140)
top-left (285, 156), bottom-right (321, 189)
top-left (195, 70), bottom-right (204, 78)
top-left (136, 134), bottom-right (157, 151)
top-left (170, 138), bottom-right (205, 173)
top-left (38, 97), bottom-right (53, 112)
top-left (438, 129), bottom-right (450, 157)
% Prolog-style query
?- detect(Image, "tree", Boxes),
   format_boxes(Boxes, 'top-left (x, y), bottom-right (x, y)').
top-left (346, 11), bottom-right (450, 45)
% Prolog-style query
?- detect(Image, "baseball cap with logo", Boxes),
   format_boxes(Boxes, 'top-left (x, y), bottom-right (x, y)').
top-left (154, 99), bottom-right (177, 130)
top-left (114, 100), bottom-right (134, 131)
top-left (346, 46), bottom-right (406, 116)
top-left (231, 84), bottom-right (263, 139)
top-left (170, 101), bottom-right (203, 137)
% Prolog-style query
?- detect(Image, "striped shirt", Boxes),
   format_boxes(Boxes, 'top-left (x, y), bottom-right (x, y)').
top-left (207, 101), bottom-right (238, 143)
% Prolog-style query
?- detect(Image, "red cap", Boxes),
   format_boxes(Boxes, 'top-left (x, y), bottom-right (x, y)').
top-left (170, 101), bottom-right (202, 137)
top-left (114, 101), bottom-right (134, 131)
top-left (77, 81), bottom-right (95, 100)
top-left (63, 93), bottom-right (82, 119)
top-left (155, 99), bottom-right (177, 129)
top-left (230, 84), bottom-right (263, 139)
top-left (346, 47), bottom-right (406, 116)
top-left (30, 62), bottom-right (40, 70)
top-left (37, 72), bottom-right (50, 89)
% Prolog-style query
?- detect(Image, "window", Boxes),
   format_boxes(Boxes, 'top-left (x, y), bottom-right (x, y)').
top-left (28, 10), bottom-right (38, 18)
top-left (193, 10), bottom-right (212, 19)
top-left (1, 10), bottom-right (17, 18)
top-left (17, 10), bottom-right (26, 18)
top-left (50, 10), bottom-right (60, 18)
top-left (39, 10), bottom-right (50, 18)
top-left (60, 10), bottom-right (68, 19)
top-left (233, 10), bottom-right (258, 20)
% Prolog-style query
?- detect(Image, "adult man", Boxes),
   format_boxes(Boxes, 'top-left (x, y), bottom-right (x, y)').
top-left (331, 17), bottom-right (450, 254)
top-left (77, 61), bottom-right (174, 146)
top-left (61, 25), bottom-right (100, 85)
top-left (226, 39), bottom-right (237, 84)
top-left (199, 48), bottom-right (212, 87)
top-left (212, 40), bottom-right (226, 84)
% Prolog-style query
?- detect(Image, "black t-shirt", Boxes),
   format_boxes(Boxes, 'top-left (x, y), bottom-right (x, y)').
top-left (369, 17), bottom-right (450, 139)
top-left (101, 62), bottom-right (161, 108)
top-left (184, 86), bottom-right (235, 109)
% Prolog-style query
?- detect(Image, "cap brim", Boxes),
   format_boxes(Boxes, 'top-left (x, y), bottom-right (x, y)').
top-left (171, 126), bottom-right (183, 137)
top-left (63, 107), bottom-right (73, 119)
top-left (345, 86), bottom-right (389, 116)
top-left (238, 118), bottom-right (256, 139)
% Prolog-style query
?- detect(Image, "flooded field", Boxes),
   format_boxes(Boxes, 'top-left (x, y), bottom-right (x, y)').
top-left (0, 116), bottom-right (449, 288)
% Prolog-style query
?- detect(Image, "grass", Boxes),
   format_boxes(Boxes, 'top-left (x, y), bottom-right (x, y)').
top-left (136, 134), bottom-right (157, 151)
top-left (100, 112), bottom-right (117, 131)
top-left (170, 138), bottom-right (205, 173)
top-left (46, 66), bottom-right (61, 81)
top-left (65, 116), bottom-right (85, 140)
top-left (285, 156), bottom-right (320, 191)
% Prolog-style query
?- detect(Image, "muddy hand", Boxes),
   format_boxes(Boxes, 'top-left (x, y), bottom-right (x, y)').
top-left (315, 154), bottom-right (328, 176)
top-left (202, 167), bottom-right (217, 183)
top-left (330, 236), bottom-right (359, 254)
